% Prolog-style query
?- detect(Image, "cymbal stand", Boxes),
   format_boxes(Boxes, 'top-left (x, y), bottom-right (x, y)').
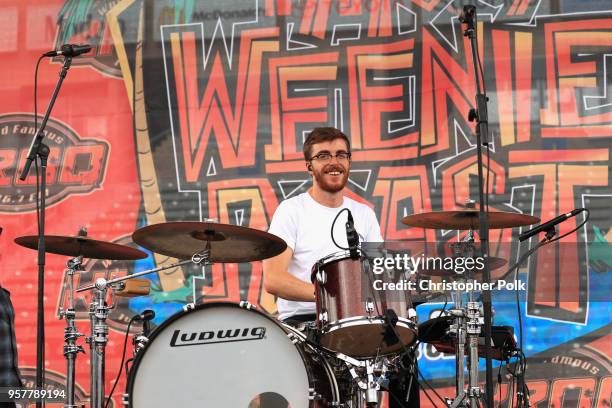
top-left (58, 255), bottom-right (85, 408)
top-left (78, 250), bottom-right (211, 408)
top-left (76, 251), bottom-right (211, 294)
top-left (448, 233), bottom-right (484, 408)
top-left (87, 280), bottom-right (110, 408)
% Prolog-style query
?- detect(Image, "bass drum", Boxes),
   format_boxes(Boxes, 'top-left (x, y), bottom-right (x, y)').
top-left (125, 302), bottom-right (340, 407)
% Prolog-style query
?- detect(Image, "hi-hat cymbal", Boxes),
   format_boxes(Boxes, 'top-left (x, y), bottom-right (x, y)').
top-left (418, 316), bottom-right (517, 360)
top-left (132, 222), bottom-right (287, 262)
top-left (15, 235), bottom-right (147, 260)
top-left (402, 209), bottom-right (539, 230)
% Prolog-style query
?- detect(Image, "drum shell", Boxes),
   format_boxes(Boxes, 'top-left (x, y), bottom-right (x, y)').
top-left (312, 251), bottom-right (416, 358)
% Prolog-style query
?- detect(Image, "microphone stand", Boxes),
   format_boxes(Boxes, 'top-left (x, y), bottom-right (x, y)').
top-left (460, 6), bottom-right (495, 406)
top-left (19, 55), bottom-right (73, 408)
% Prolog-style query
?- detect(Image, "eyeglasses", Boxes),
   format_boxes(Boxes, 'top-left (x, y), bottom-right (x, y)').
top-left (309, 151), bottom-right (351, 162)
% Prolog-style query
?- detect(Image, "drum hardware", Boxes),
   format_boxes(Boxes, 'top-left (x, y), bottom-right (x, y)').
top-left (365, 299), bottom-right (375, 314)
top-left (401, 206), bottom-right (541, 404)
top-left (77, 252), bottom-right (210, 408)
top-left (58, 255), bottom-right (86, 408)
top-left (132, 332), bottom-right (149, 354)
top-left (86, 282), bottom-right (111, 408)
top-left (239, 300), bottom-right (256, 310)
top-left (76, 253), bottom-right (209, 294)
top-left (334, 352), bottom-right (401, 407)
top-left (449, 240), bottom-right (485, 407)
top-left (16, 230), bottom-right (147, 408)
top-left (111, 278), bottom-right (151, 298)
top-left (131, 310), bottom-right (155, 354)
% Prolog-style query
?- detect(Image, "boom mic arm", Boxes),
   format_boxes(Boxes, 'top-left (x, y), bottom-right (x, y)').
top-left (518, 209), bottom-right (585, 242)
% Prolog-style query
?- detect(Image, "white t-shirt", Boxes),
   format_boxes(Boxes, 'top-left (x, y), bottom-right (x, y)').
top-left (268, 192), bottom-right (383, 320)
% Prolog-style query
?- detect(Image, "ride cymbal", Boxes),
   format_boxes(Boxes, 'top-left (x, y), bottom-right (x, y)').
top-left (401, 209), bottom-right (539, 230)
top-left (132, 221), bottom-right (287, 262)
top-left (15, 235), bottom-right (147, 260)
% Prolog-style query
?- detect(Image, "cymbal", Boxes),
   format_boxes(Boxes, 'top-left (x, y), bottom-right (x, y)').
top-left (15, 235), bottom-right (148, 260)
top-left (131, 222), bottom-right (287, 262)
top-left (418, 316), bottom-right (516, 360)
top-left (402, 209), bottom-right (539, 230)
top-left (418, 256), bottom-right (507, 278)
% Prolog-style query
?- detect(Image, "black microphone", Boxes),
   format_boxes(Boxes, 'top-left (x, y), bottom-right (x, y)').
top-left (382, 309), bottom-right (399, 346)
top-left (518, 208), bottom-right (585, 242)
top-left (43, 44), bottom-right (92, 58)
top-left (458, 5), bottom-right (476, 24)
top-left (134, 309), bottom-right (155, 321)
top-left (345, 209), bottom-right (360, 259)
top-left (134, 309), bottom-right (155, 336)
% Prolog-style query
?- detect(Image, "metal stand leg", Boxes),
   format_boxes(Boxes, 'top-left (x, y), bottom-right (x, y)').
top-left (59, 256), bottom-right (85, 408)
top-left (466, 302), bottom-right (483, 408)
top-left (87, 283), bottom-right (110, 408)
top-left (448, 233), bottom-right (485, 408)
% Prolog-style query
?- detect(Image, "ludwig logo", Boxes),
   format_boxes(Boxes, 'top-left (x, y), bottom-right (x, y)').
top-left (0, 114), bottom-right (109, 212)
top-left (170, 327), bottom-right (266, 347)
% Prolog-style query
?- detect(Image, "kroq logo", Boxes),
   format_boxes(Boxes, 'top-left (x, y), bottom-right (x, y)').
top-left (0, 114), bottom-right (108, 212)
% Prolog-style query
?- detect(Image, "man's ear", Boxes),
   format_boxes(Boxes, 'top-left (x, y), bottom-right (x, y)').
top-left (307, 162), bottom-right (313, 172)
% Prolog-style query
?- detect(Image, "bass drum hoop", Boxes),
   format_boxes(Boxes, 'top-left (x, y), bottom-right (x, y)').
top-left (125, 302), bottom-right (339, 407)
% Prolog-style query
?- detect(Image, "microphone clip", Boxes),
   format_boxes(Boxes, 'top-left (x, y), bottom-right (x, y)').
top-left (345, 209), bottom-right (360, 259)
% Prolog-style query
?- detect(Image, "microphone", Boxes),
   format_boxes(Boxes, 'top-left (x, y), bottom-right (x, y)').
top-left (134, 309), bottom-right (155, 321)
top-left (134, 309), bottom-right (155, 337)
top-left (518, 208), bottom-right (585, 242)
top-left (345, 209), bottom-right (360, 259)
top-left (458, 5), bottom-right (476, 24)
top-left (382, 309), bottom-right (399, 346)
top-left (43, 44), bottom-right (92, 58)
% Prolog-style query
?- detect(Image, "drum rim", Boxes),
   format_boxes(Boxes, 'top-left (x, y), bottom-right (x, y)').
top-left (321, 317), bottom-right (418, 358)
top-left (313, 249), bottom-right (363, 269)
top-left (124, 301), bottom-right (335, 407)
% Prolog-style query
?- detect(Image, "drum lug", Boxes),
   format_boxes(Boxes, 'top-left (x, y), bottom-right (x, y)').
top-left (122, 393), bottom-right (129, 406)
top-left (286, 331), bottom-right (300, 345)
top-left (365, 298), bottom-right (375, 314)
top-left (239, 301), bottom-right (256, 310)
top-left (308, 388), bottom-right (324, 401)
top-left (316, 269), bottom-right (327, 285)
top-left (182, 302), bottom-right (195, 312)
top-left (319, 311), bottom-right (328, 324)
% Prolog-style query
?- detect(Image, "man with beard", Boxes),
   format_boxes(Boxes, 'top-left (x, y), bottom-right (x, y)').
top-left (263, 127), bottom-right (419, 408)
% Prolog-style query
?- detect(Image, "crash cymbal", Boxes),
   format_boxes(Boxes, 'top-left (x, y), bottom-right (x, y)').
top-left (131, 222), bottom-right (287, 262)
top-left (418, 256), bottom-right (507, 278)
top-left (401, 209), bottom-right (539, 230)
top-left (15, 235), bottom-right (148, 260)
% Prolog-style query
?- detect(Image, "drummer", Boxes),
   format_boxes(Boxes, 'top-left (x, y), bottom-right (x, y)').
top-left (263, 127), bottom-right (419, 407)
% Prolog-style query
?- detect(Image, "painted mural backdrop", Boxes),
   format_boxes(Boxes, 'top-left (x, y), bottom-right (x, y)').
top-left (0, 0), bottom-right (610, 406)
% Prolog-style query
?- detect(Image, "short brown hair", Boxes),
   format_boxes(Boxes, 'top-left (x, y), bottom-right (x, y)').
top-left (303, 127), bottom-right (351, 160)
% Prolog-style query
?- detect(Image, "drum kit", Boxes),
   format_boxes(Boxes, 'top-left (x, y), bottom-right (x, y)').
top-left (14, 207), bottom-right (540, 408)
